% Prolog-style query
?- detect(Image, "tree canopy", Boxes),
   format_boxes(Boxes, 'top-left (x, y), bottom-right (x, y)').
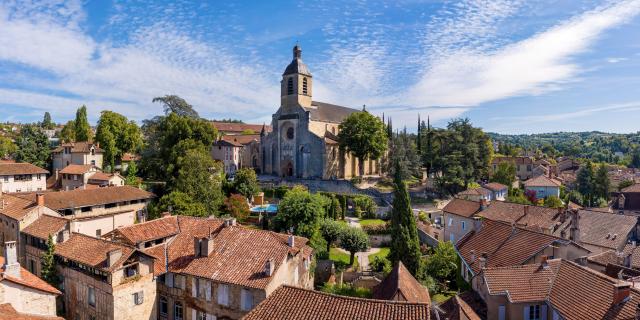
top-left (232, 168), bottom-right (259, 199)
top-left (273, 186), bottom-right (325, 238)
top-left (170, 148), bottom-right (224, 215)
top-left (58, 120), bottom-right (76, 143)
top-left (41, 112), bottom-right (54, 130)
top-left (153, 95), bottom-right (200, 118)
top-left (41, 234), bottom-right (60, 287)
top-left (490, 161), bottom-right (516, 188)
top-left (320, 218), bottom-right (345, 252)
top-left (15, 125), bottom-right (49, 168)
top-left (338, 111), bottom-right (388, 176)
top-left (224, 194), bottom-right (250, 221)
top-left (74, 105), bottom-right (92, 142)
top-left (0, 136), bottom-right (17, 159)
top-left (339, 227), bottom-right (369, 265)
top-left (95, 111), bottom-right (142, 170)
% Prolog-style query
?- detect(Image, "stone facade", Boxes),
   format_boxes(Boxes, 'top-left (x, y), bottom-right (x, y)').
top-left (0, 280), bottom-right (58, 316)
top-left (52, 142), bottom-right (104, 172)
top-left (261, 45), bottom-right (379, 180)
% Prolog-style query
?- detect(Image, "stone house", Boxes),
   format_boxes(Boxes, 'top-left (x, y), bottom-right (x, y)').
top-left (134, 216), bottom-right (314, 320)
top-left (483, 182), bottom-right (508, 201)
top-left (442, 198), bottom-right (483, 243)
top-left (523, 175), bottom-right (561, 200)
top-left (491, 157), bottom-right (536, 180)
top-left (261, 45), bottom-right (379, 179)
top-left (211, 139), bottom-right (243, 175)
top-left (55, 164), bottom-right (124, 190)
top-left (52, 141), bottom-right (104, 172)
top-left (616, 183), bottom-right (640, 214)
top-left (0, 163), bottom-right (48, 193)
top-left (55, 233), bottom-right (157, 320)
top-left (0, 241), bottom-right (61, 318)
top-left (21, 214), bottom-right (70, 276)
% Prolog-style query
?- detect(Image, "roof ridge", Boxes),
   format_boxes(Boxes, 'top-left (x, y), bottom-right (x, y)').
top-left (70, 232), bottom-right (135, 250)
top-left (278, 285), bottom-right (430, 306)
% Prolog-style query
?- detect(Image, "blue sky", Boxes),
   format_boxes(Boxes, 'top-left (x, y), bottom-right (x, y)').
top-left (1, 0), bottom-right (640, 134)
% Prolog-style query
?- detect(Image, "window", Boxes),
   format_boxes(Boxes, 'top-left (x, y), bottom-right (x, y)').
top-left (2, 176), bottom-right (7, 182)
top-left (527, 165), bottom-right (532, 171)
top-left (133, 291), bottom-right (144, 305)
top-left (159, 296), bottom-right (168, 315)
top-left (287, 77), bottom-right (293, 95)
top-left (91, 160), bottom-right (96, 165)
top-left (73, 174), bottom-right (78, 181)
top-left (174, 302), bottom-right (183, 320)
top-left (449, 233), bottom-right (455, 242)
top-left (217, 284), bottom-right (229, 306)
top-left (81, 206), bottom-right (92, 213)
top-left (197, 311), bottom-right (207, 320)
top-left (95, 229), bottom-right (101, 237)
top-left (448, 217), bottom-right (453, 226)
top-left (37, 174), bottom-right (42, 180)
top-left (241, 289), bottom-right (253, 311)
top-left (302, 77), bottom-right (308, 95)
top-left (528, 305), bottom-right (541, 320)
top-left (461, 221), bottom-right (466, 231)
top-left (88, 286), bottom-right (96, 307)
top-left (286, 127), bottom-right (294, 140)
top-left (498, 305), bottom-right (506, 320)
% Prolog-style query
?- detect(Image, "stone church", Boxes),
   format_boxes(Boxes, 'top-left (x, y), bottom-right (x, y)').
top-left (261, 45), bottom-right (380, 179)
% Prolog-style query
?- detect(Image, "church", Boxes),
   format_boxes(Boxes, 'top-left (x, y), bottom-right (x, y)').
top-left (260, 45), bottom-right (380, 179)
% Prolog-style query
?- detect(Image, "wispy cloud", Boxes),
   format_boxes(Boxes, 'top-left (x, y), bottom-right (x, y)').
top-left (491, 101), bottom-right (640, 123)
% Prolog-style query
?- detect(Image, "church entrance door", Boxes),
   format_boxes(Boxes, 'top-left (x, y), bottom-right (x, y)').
top-left (286, 162), bottom-right (293, 177)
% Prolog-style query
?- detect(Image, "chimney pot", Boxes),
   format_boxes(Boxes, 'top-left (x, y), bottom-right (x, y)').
top-left (540, 255), bottom-right (549, 269)
top-left (288, 235), bottom-right (295, 248)
top-left (36, 193), bottom-right (45, 207)
top-left (3, 241), bottom-right (20, 278)
top-left (613, 282), bottom-right (631, 305)
top-left (264, 258), bottom-right (275, 276)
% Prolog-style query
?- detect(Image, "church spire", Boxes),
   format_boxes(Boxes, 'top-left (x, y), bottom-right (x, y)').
top-left (293, 44), bottom-right (302, 59)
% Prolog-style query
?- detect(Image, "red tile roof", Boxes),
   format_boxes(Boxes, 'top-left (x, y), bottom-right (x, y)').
top-left (576, 210), bottom-right (637, 250)
top-left (0, 163), bottom-right (48, 175)
top-left (105, 215), bottom-right (179, 245)
top-left (21, 215), bottom-right (68, 240)
top-left (87, 172), bottom-right (120, 181)
top-left (242, 285), bottom-right (431, 320)
top-left (221, 134), bottom-right (260, 145)
top-left (457, 188), bottom-right (491, 197)
top-left (483, 182), bottom-right (507, 191)
top-left (523, 175), bottom-right (561, 187)
top-left (0, 193), bottom-right (39, 220)
top-left (372, 262), bottom-right (430, 304)
top-left (622, 183), bottom-right (640, 193)
top-left (443, 199), bottom-right (481, 218)
top-left (143, 216), bottom-right (312, 289)
top-left (483, 259), bottom-right (561, 303)
top-left (52, 142), bottom-right (103, 153)
top-left (435, 292), bottom-right (484, 320)
top-left (55, 233), bottom-right (138, 272)
top-left (211, 122), bottom-right (269, 134)
top-left (478, 201), bottom-right (560, 231)
top-left (16, 186), bottom-right (154, 210)
top-left (58, 164), bottom-right (96, 174)
top-left (0, 304), bottom-right (64, 320)
top-left (0, 257), bottom-right (61, 295)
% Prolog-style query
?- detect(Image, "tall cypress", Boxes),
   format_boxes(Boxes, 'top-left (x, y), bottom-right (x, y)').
top-left (74, 105), bottom-right (91, 142)
top-left (389, 160), bottom-right (423, 278)
top-left (417, 114), bottom-right (422, 154)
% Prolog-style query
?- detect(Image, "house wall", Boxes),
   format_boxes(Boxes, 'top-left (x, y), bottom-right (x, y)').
top-left (0, 173), bottom-right (46, 193)
top-left (211, 145), bottom-right (242, 174)
top-left (474, 276), bottom-right (550, 320)
top-left (443, 213), bottom-right (476, 244)
top-left (492, 189), bottom-right (507, 201)
top-left (0, 280), bottom-right (58, 316)
top-left (53, 152), bottom-right (103, 171)
top-left (70, 210), bottom-right (138, 238)
top-left (524, 186), bottom-right (560, 200)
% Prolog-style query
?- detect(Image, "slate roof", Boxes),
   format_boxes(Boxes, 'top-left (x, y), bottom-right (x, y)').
top-left (15, 186), bottom-right (154, 210)
top-left (483, 182), bottom-right (508, 191)
top-left (576, 210), bottom-right (637, 250)
top-left (442, 198), bottom-right (482, 218)
top-left (524, 175), bottom-right (561, 188)
top-left (52, 142), bottom-right (103, 153)
top-left (142, 216), bottom-right (312, 289)
top-left (0, 257), bottom-right (61, 295)
top-left (105, 215), bottom-right (179, 246)
top-left (0, 163), bottom-right (48, 175)
top-left (372, 262), bottom-right (431, 304)
top-left (55, 233), bottom-right (140, 273)
top-left (283, 45), bottom-right (311, 76)
top-left (242, 285), bottom-right (431, 320)
top-left (308, 101), bottom-right (359, 123)
top-left (21, 214), bottom-right (67, 240)
top-left (0, 304), bottom-right (64, 320)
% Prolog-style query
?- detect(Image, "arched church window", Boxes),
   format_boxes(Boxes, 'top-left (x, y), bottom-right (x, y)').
top-left (302, 77), bottom-right (308, 95)
top-left (287, 127), bottom-right (294, 140)
top-left (287, 78), bottom-right (294, 95)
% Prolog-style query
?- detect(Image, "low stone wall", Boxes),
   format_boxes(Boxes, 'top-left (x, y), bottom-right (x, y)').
top-left (368, 234), bottom-right (391, 247)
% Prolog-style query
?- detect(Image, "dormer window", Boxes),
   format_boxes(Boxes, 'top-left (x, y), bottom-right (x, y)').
top-left (302, 77), bottom-right (308, 95)
top-left (287, 77), bottom-right (294, 95)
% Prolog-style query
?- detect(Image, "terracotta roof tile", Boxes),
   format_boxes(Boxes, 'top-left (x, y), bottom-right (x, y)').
top-left (478, 201), bottom-right (560, 230)
top-left (372, 262), bottom-right (431, 304)
top-left (221, 134), bottom-right (260, 145)
top-left (0, 163), bottom-right (48, 175)
top-left (457, 188), bottom-right (491, 197)
top-left (106, 215), bottom-right (179, 245)
top-left (213, 139), bottom-right (243, 147)
top-left (0, 193), bottom-right (39, 220)
top-left (0, 304), bottom-right (64, 320)
top-left (16, 186), bottom-right (154, 210)
top-left (435, 292), bottom-right (484, 320)
top-left (576, 210), bottom-right (637, 250)
top-left (55, 233), bottom-right (136, 272)
top-left (483, 259), bottom-right (561, 303)
top-left (52, 142), bottom-right (103, 153)
top-left (242, 285), bottom-right (431, 320)
top-left (58, 164), bottom-right (96, 174)
top-left (483, 182), bottom-right (507, 191)
top-left (211, 122), bottom-right (269, 134)
top-left (21, 215), bottom-right (68, 240)
top-left (524, 175), bottom-right (562, 187)
top-left (443, 199), bottom-right (481, 218)
top-left (622, 184), bottom-right (640, 193)
top-left (0, 257), bottom-right (61, 295)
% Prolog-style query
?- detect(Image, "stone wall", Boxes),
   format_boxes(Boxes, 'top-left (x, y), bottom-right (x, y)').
top-left (0, 280), bottom-right (58, 316)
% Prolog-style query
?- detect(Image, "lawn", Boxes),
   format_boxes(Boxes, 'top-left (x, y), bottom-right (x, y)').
top-left (359, 219), bottom-right (387, 227)
top-left (329, 248), bottom-right (359, 270)
top-left (431, 291), bottom-right (458, 304)
top-left (368, 247), bottom-right (390, 260)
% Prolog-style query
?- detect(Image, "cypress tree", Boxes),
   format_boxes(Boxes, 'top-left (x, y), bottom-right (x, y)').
top-left (389, 160), bottom-right (423, 278)
top-left (41, 234), bottom-right (60, 288)
top-left (417, 114), bottom-right (421, 154)
top-left (74, 105), bottom-right (92, 142)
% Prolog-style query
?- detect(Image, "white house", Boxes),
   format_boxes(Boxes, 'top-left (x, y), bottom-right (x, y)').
top-left (0, 163), bottom-right (48, 193)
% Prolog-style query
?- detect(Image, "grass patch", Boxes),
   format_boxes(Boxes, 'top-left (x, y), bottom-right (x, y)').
top-left (431, 291), bottom-right (458, 304)
top-left (368, 247), bottom-right (390, 260)
top-left (359, 219), bottom-right (387, 227)
top-left (329, 247), bottom-right (359, 270)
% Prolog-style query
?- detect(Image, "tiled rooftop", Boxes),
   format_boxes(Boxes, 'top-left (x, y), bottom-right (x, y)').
top-left (55, 233), bottom-right (137, 272)
top-left (0, 304), bottom-right (64, 320)
top-left (21, 214), bottom-right (68, 240)
top-left (442, 198), bottom-right (481, 218)
top-left (0, 257), bottom-right (61, 296)
top-left (372, 261), bottom-right (430, 304)
top-left (0, 162), bottom-right (48, 175)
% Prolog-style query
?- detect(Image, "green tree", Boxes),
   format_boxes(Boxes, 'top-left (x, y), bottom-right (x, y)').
top-left (41, 112), bottom-right (54, 130)
top-left (630, 147), bottom-right (640, 169)
top-left (273, 186), bottom-right (325, 238)
top-left (566, 190), bottom-right (584, 206)
top-left (339, 227), bottom-right (369, 265)
top-left (125, 161), bottom-right (138, 186)
top-left (388, 161), bottom-right (423, 278)
top-left (233, 168), bottom-right (259, 199)
top-left (319, 218), bottom-right (345, 252)
top-left (224, 194), bottom-right (250, 221)
top-left (15, 125), bottom-right (49, 168)
top-left (95, 111), bottom-right (143, 170)
top-left (158, 191), bottom-right (208, 217)
top-left (386, 132), bottom-right (420, 180)
top-left (330, 196), bottom-right (342, 220)
top-left (58, 120), bottom-right (76, 143)
top-left (424, 241), bottom-right (457, 282)
top-left (172, 148), bottom-right (224, 215)
top-left (41, 234), bottom-right (60, 287)
top-left (544, 195), bottom-right (564, 208)
top-left (491, 161), bottom-right (516, 188)
top-left (338, 111), bottom-right (388, 176)
top-left (594, 163), bottom-right (610, 200)
top-left (576, 161), bottom-right (595, 205)
top-left (74, 105), bottom-right (92, 142)
top-left (153, 95), bottom-right (200, 118)
top-left (619, 179), bottom-right (634, 191)
top-left (0, 136), bottom-right (17, 159)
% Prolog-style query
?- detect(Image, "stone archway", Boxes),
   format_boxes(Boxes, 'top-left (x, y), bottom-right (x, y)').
top-left (283, 161), bottom-right (293, 177)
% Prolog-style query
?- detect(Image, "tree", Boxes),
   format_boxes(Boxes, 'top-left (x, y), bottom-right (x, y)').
top-left (491, 161), bottom-right (516, 188)
top-left (330, 196), bottom-right (342, 220)
top-left (58, 120), bottom-right (76, 142)
top-left (386, 132), bottom-right (420, 180)
top-left (172, 148), bottom-right (224, 215)
top-left (273, 186), bottom-right (325, 238)
top-left (594, 163), bottom-right (610, 200)
top-left (41, 112), bottom-right (54, 130)
top-left (544, 195), bottom-right (564, 208)
top-left (41, 234), bottom-right (59, 287)
top-left (339, 227), bottom-right (369, 265)
top-left (388, 161), bottom-right (423, 278)
top-left (74, 105), bottom-right (92, 142)
top-left (225, 194), bottom-right (250, 221)
top-left (125, 161), bottom-right (138, 186)
top-left (158, 191), bottom-right (208, 217)
top-left (233, 168), bottom-right (259, 199)
top-left (95, 111), bottom-right (143, 170)
top-left (320, 218), bottom-right (345, 252)
top-left (0, 136), bottom-right (17, 159)
top-left (152, 95), bottom-right (200, 118)
top-left (576, 161), bottom-right (595, 205)
top-left (630, 147), bottom-right (640, 169)
top-left (424, 241), bottom-right (457, 282)
top-left (619, 179), bottom-right (634, 191)
top-left (14, 125), bottom-right (49, 168)
top-left (338, 111), bottom-right (388, 176)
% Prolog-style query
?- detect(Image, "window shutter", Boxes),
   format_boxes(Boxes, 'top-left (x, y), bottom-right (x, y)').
top-left (524, 305), bottom-right (530, 320)
top-left (191, 309), bottom-right (196, 320)
top-left (205, 281), bottom-right (212, 301)
top-left (191, 278), bottom-right (197, 297)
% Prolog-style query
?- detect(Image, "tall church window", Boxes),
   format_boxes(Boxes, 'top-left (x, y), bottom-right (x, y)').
top-left (286, 127), bottom-right (294, 140)
top-left (287, 78), bottom-right (294, 95)
top-left (302, 77), bottom-right (308, 95)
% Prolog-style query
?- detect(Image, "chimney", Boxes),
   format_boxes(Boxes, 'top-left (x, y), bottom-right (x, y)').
top-left (540, 255), bottom-right (549, 269)
top-left (288, 235), bottom-right (295, 248)
top-left (107, 249), bottom-right (122, 268)
top-left (570, 209), bottom-right (580, 243)
top-left (479, 198), bottom-right (487, 211)
top-left (224, 217), bottom-right (236, 227)
top-left (523, 205), bottom-right (529, 216)
top-left (36, 193), bottom-right (45, 206)
top-left (613, 282), bottom-right (632, 305)
top-left (200, 236), bottom-right (214, 257)
top-left (264, 258), bottom-right (275, 276)
top-left (472, 216), bottom-right (483, 232)
top-left (3, 241), bottom-right (20, 278)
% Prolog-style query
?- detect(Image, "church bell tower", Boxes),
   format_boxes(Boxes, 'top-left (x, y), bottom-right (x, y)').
top-left (281, 44), bottom-right (313, 109)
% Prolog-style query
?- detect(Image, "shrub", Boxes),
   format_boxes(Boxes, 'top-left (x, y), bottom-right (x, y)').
top-left (370, 256), bottom-right (392, 275)
top-left (361, 223), bottom-right (390, 235)
top-left (418, 211), bottom-right (428, 223)
top-left (320, 283), bottom-right (372, 298)
top-left (224, 194), bottom-right (250, 221)
top-left (351, 176), bottom-right (363, 185)
top-left (274, 186), bottom-right (290, 198)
